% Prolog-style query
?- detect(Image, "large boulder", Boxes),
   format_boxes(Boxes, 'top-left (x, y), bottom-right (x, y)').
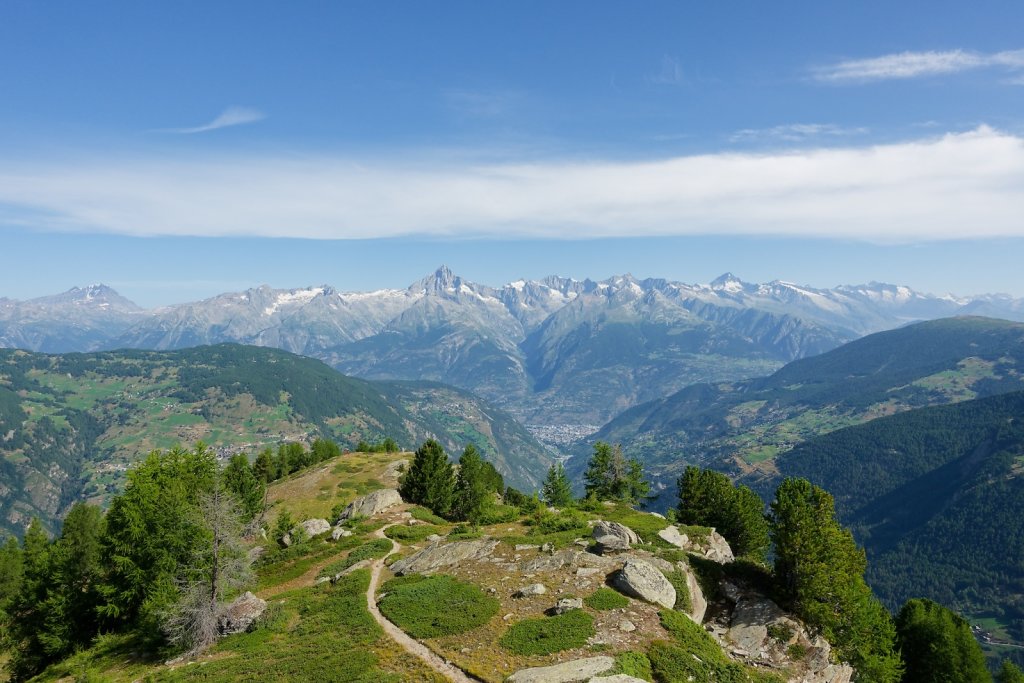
top-left (390, 538), bottom-right (499, 575)
top-left (337, 488), bottom-right (403, 521)
top-left (702, 529), bottom-right (735, 563)
top-left (218, 591), bottom-right (267, 635)
top-left (683, 563), bottom-right (707, 623)
top-left (506, 656), bottom-right (615, 683)
top-left (296, 518), bottom-right (331, 537)
top-left (592, 521), bottom-right (640, 554)
top-left (657, 525), bottom-right (688, 548)
top-left (611, 559), bottom-right (676, 610)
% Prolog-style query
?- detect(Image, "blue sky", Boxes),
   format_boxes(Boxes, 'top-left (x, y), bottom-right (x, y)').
top-left (1, 1), bottom-right (1023, 306)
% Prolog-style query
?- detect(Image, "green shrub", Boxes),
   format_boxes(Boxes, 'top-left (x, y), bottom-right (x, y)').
top-left (585, 587), bottom-right (629, 611)
top-left (448, 524), bottom-right (483, 540)
top-left (384, 524), bottom-right (441, 542)
top-left (787, 643), bottom-right (807, 661)
top-left (663, 569), bottom-right (692, 613)
top-left (767, 623), bottom-right (794, 643)
top-left (477, 503), bottom-right (520, 525)
top-left (378, 575), bottom-right (499, 638)
top-left (653, 610), bottom-right (784, 683)
top-left (318, 538), bottom-right (392, 578)
top-left (530, 509), bottom-right (589, 535)
top-left (615, 651), bottom-right (653, 680)
top-left (499, 610), bottom-right (595, 656)
top-left (410, 506), bottom-right (447, 525)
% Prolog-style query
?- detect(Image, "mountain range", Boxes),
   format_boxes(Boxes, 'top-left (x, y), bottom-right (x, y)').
top-left (4, 269), bottom-right (1024, 427)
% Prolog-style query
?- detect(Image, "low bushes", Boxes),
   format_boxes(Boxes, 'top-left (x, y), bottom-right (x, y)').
top-left (378, 574), bottom-right (499, 638)
top-left (318, 538), bottom-right (392, 578)
top-left (585, 587), bottom-right (630, 611)
top-left (499, 610), bottom-right (595, 656)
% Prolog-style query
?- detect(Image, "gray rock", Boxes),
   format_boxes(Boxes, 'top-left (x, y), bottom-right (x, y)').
top-left (519, 548), bottom-right (616, 573)
top-left (703, 529), bottom-right (735, 563)
top-left (217, 591), bottom-right (267, 635)
top-left (515, 544), bottom-right (540, 551)
top-left (390, 538), bottom-right (499, 575)
top-left (425, 533), bottom-right (443, 543)
top-left (611, 559), bottom-right (676, 610)
top-left (294, 518), bottom-right (331, 538)
top-left (247, 545), bottom-right (266, 563)
top-left (682, 563), bottom-right (707, 623)
top-left (617, 619), bottom-right (636, 632)
top-left (589, 676), bottom-right (648, 683)
top-left (337, 488), bottom-right (403, 521)
top-left (728, 596), bottom-right (788, 653)
top-left (505, 656), bottom-right (615, 683)
top-left (331, 526), bottom-right (352, 541)
top-left (514, 583), bottom-right (548, 597)
top-left (592, 521), bottom-right (640, 554)
top-left (552, 597), bottom-right (583, 614)
top-left (656, 525), bottom-right (688, 549)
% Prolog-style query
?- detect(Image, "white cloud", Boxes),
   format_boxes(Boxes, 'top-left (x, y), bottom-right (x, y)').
top-left (814, 49), bottom-right (1024, 83)
top-left (647, 55), bottom-right (684, 85)
top-left (1, 127), bottom-right (1022, 243)
top-left (730, 123), bottom-right (869, 143)
top-left (164, 106), bottom-right (265, 134)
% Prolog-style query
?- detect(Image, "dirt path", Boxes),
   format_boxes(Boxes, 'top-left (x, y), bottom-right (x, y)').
top-left (367, 525), bottom-right (479, 683)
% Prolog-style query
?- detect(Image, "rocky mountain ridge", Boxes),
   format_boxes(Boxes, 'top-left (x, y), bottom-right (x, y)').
top-left (4, 268), bottom-right (1024, 424)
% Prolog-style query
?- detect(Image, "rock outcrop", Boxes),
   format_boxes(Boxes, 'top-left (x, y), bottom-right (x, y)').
top-left (218, 591), bottom-right (267, 635)
top-left (336, 488), bottom-right (403, 521)
top-left (281, 518), bottom-right (331, 546)
top-left (390, 538), bottom-right (499, 575)
top-left (592, 521), bottom-right (640, 554)
top-left (656, 525), bottom-right (687, 548)
top-left (704, 581), bottom-right (855, 683)
top-left (552, 597), bottom-right (583, 614)
top-left (505, 656), bottom-right (615, 683)
top-left (611, 558), bottom-right (676, 609)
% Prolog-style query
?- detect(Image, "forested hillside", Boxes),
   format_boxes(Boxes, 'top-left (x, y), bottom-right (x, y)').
top-left (761, 390), bottom-right (1024, 652)
top-left (577, 317), bottom-right (1024, 488)
top-left (0, 344), bottom-right (552, 538)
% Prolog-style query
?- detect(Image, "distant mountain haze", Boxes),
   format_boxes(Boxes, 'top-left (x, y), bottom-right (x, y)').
top-left (2, 267), bottom-right (1023, 426)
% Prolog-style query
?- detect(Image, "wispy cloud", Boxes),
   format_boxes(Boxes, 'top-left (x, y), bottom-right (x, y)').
top-left (163, 106), bottom-right (265, 134)
top-left (647, 55), bottom-right (684, 85)
top-left (813, 49), bottom-right (1024, 83)
top-left (444, 89), bottom-right (520, 118)
top-left (1, 127), bottom-right (1023, 243)
top-left (730, 123), bottom-right (869, 143)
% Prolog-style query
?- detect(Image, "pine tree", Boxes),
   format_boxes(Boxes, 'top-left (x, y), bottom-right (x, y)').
top-left (769, 478), bottom-right (902, 682)
top-left (399, 439), bottom-right (456, 517)
top-left (895, 598), bottom-right (989, 683)
top-left (222, 454), bottom-right (265, 520)
top-left (542, 463), bottom-right (573, 507)
top-left (999, 661), bottom-right (1024, 683)
top-left (252, 448), bottom-right (274, 483)
top-left (452, 444), bottom-right (490, 524)
top-left (677, 466), bottom-right (769, 560)
top-left (584, 442), bottom-right (649, 505)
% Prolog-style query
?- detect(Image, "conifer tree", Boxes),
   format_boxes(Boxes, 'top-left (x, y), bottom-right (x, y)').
top-left (452, 444), bottom-right (490, 523)
top-left (252, 448), bottom-right (274, 483)
top-left (895, 598), bottom-right (989, 683)
top-left (677, 466), bottom-right (769, 560)
top-left (769, 478), bottom-right (902, 682)
top-left (583, 442), bottom-right (649, 505)
top-left (999, 661), bottom-right (1024, 683)
top-left (542, 463), bottom-right (573, 507)
top-left (223, 453), bottom-right (265, 520)
top-left (399, 439), bottom-right (456, 517)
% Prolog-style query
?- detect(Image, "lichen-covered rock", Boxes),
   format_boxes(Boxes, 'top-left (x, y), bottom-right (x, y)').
top-left (552, 597), bottom-right (583, 614)
top-left (611, 558), bottom-right (676, 609)
top-left (589, 676), bottom-right (648, 683)
top-left (336, 488), bottom-right (403, 521)
top-left (657, 525), bottom-right (688, 548)
top-left (505, 656), bottom-right (615, 683)
top-left (592, 521), bottom-right (640, 554)
top-left (390, 538), bottom-right (499, 575)
top-left (703, 529), bottom-right (735, 563)
top-left (218, 591), bottom-right (266, 635)
top-left (297, 518), bottom-right (331, 537)
top-left (683, 562), bottom-right (707, 623)
top-left (519, 548), bottom-right (615, 573)
top-left (331, 526), bottom-right (352, 541)
top-left (514, 583), bottom-right (547, 597)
